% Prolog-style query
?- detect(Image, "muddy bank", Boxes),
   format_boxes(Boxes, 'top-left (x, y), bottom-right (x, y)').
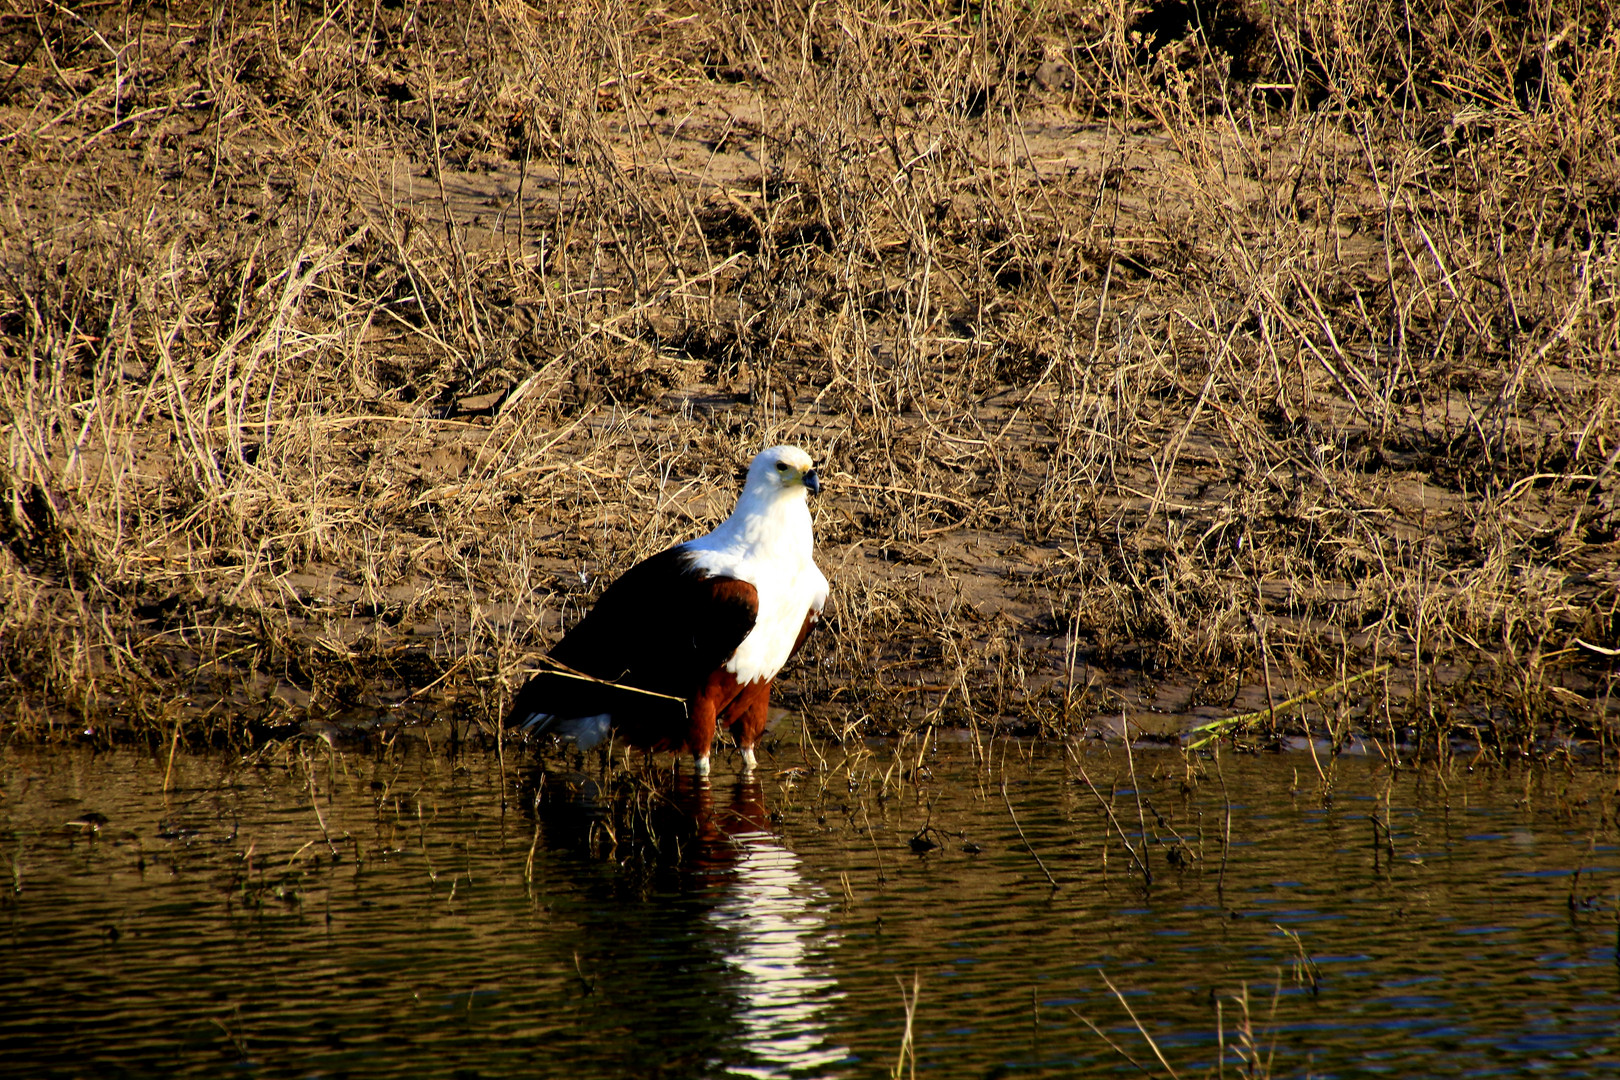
top-left (2, 1), bottom-right (1618, 754)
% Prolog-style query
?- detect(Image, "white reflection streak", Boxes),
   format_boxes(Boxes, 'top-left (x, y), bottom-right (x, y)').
top-left (709, 830), bottom-right (848, 1077)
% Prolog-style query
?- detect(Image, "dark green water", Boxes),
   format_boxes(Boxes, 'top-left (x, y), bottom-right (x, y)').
top-left (2, 735), bottom-right (1617, 1078)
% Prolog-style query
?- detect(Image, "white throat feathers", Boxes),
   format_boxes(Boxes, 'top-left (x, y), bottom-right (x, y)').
top-left (683, 446), bottom-right (829, 685)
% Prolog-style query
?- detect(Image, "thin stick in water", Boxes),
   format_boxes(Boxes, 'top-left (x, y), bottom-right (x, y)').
top-left (1001, 779), bottom-right (1058, 889)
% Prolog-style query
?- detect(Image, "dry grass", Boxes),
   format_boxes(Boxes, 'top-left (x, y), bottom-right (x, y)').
top-left (2, 0), bottom-right (1618, 755)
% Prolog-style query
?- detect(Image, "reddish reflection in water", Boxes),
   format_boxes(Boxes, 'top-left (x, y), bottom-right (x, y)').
top-left (523, 766), bottom-right (850, 1077)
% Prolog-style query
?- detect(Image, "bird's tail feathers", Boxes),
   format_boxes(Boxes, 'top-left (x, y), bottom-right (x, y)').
top-left (505, 659), bottom-right (688, 742)
top-left (513, 711), bottom-right (614, 749)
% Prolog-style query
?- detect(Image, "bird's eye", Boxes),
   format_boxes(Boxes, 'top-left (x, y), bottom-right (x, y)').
top-left (775, 462), bottom-right (789, 471)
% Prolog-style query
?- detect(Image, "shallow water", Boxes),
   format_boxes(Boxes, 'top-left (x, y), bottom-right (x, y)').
top-left (2, 735), bottom-right (1618, 1078)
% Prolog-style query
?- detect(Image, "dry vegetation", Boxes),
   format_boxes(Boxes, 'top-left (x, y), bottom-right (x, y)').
top-left (3, 0), bottom-right (1618, 756)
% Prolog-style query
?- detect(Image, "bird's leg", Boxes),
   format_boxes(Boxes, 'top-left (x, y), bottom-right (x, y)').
top-left (690, 693), bottom-right (720, 778)
top-left (731, 682), bottom-right (770, 773)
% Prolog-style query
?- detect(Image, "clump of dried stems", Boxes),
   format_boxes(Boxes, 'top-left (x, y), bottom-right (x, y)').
top-left (2, 0), bottom-right (1617, 754)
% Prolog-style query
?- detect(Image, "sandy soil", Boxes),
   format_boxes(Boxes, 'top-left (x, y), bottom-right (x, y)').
top-left (3, 2), bottom-right (1617, 753)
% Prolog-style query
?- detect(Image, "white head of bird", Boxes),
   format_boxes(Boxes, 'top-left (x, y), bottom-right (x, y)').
top-left (699, 445), bottom-right (823, 554)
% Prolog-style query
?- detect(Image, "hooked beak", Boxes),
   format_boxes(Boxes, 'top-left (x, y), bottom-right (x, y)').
top-left (803, 469), bottom-right (822, 496)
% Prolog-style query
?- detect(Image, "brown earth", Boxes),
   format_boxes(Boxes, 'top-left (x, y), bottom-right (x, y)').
top-left (2, 1), bottom-right (1618, 757)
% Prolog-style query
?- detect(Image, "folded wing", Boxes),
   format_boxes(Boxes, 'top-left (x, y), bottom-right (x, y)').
top-left (508, 546), bottom-right (759, 740)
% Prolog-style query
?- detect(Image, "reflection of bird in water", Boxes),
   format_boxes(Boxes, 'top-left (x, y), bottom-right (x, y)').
top-left (523, 768), bottom-right (849, 1078)
top-left (701, 783), bottom-right (849, 1079)
top-left (506, 446), bottom-right (829, 776)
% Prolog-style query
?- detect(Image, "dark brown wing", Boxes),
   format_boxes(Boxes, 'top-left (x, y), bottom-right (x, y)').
top-left (507, 545), bottom-right (757, 728)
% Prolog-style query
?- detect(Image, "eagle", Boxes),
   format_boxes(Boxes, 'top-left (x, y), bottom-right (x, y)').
top-left (508, 445), bottom-right (829, 774)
